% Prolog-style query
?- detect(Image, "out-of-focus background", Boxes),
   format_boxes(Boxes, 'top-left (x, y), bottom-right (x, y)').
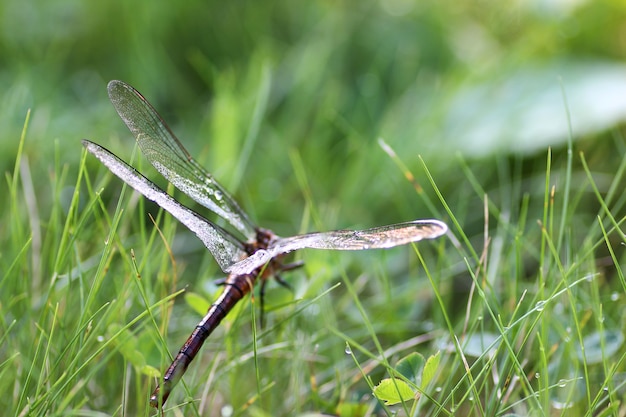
top-left (3, 1), bottom-right (626, 218)
top-left (2, 1), bottom-right (626, 416)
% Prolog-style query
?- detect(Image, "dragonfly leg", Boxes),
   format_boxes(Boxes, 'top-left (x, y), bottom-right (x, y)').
top-left (274, 273), bottom-right (292, 292)
top-left (280, 260), bottom-right (304, 272)
top-left (259, 278), bottom-right (268, 328)
top-left (273, 260), bottom-right (303, 293)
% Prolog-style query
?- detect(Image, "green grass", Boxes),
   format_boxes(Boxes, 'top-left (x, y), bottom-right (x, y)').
top-left (4, 100), bottom-right (626, 416)
top-left (2, 2), bottom-right (626, 416)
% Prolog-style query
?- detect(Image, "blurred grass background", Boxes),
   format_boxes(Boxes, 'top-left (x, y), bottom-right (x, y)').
top-left (2, 0), bottom-right (626, 416)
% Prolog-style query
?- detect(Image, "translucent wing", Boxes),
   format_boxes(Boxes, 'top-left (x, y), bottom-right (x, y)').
top-left (83, 140), bottom-right (248, 273)
top-left (107, 80), bottom-right (257, 240)
top-left (226, 219), bottom-right (448, 275)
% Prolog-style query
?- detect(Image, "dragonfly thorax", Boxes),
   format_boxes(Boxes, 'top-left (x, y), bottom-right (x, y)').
top-left (251, 227), bottom-right (278, 253)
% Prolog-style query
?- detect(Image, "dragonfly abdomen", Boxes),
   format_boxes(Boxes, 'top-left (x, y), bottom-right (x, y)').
top-left (150, 274), bottom-right (258, 407)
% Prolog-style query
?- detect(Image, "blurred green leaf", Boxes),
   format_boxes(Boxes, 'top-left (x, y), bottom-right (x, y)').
top-left (333, 403), bottom-right (369, 417)
top-left (463, 332), bottom-right (501, 357)
top-left (421, 350), bottom-right (441, 388)
top-left (441, 61), bottom-right (626, 157)
top-left (141, 365), bottom-right (161, 378)
top-left (373, 378), bottom-right (416, 406)
top-left (185, 291), bottom-right (211, 316)
top-left (108, 323), bottom-right (146, 369)
top-left (395, 352), bottom-right (424, 384)
top-left (576, 330), bottom-right (624, 364)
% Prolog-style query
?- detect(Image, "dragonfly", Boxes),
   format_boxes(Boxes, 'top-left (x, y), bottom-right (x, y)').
top-left (83, 80), bottom-right (448, 408)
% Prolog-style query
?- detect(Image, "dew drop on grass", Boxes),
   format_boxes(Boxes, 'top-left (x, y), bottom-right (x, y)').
top-left (535, 300), bottom-right (546, 311)
top-left (345, 345), bottom-right (352, 355)
top-left (611, 292), bottom-right (620, 301)
top-left (97, 336), bottom-right (104, 342)
top-left (557, 379), bottom-right (567, 388)
top-left (535, 372), bottom-right (540, 379)
top-left (221, 405), bottom-right (233, 417)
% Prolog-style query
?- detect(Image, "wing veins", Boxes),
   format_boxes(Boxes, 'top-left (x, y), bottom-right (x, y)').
top-left (82, 140), bottom-right (248, 273)
top-left (107, 80), bottom-right (257, 240)
top-left (226, 220), bottom-right (447, 275)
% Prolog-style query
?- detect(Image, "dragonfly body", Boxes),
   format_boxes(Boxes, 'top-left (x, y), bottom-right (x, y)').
top-left (148, 227), bottom-right (286, 406)
top-left (150, 272), bottom-right (255, 406)
top-left (83, 80), bottom-right (447, 408)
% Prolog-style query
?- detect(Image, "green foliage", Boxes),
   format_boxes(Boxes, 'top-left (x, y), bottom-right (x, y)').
top-left (1, 1), bottom-right (626, 416)
top-left (374, 378), bottom-right (416, 406)
top-left (373, 351), bottom-right (441, 407)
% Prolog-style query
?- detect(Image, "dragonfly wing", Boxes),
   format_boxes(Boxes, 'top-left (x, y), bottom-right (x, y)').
top-left (226, 219), bottom-right (447, 275)
top-left (225, 249), bottom-right (273, 275)
top-left (107, 80), bottom-right (257, 240)
top-left (83, 140), bottom-right (248, 273)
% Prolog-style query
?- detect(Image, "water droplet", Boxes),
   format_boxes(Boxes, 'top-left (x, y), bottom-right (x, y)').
top-left (535, 300), bottom-right (546, 311)
top-left (435, 386), bottom-right (442, 392)
top-left (557, 379), bottom-right (567, 388)
top-left (214, 190), bottom-right (223, 201)
top-left (97, 335), bottom-right (104, 342)
top-left (535, 372), bottom-right (541, 379)
top-left (345, 345), bottom-right (352, 355)
top-left (477, 316), bottom-right (483, 321)
top-left (221, 404), bottom-right (233, 417)
top-left (611, 292), bottom-right (620, 301)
